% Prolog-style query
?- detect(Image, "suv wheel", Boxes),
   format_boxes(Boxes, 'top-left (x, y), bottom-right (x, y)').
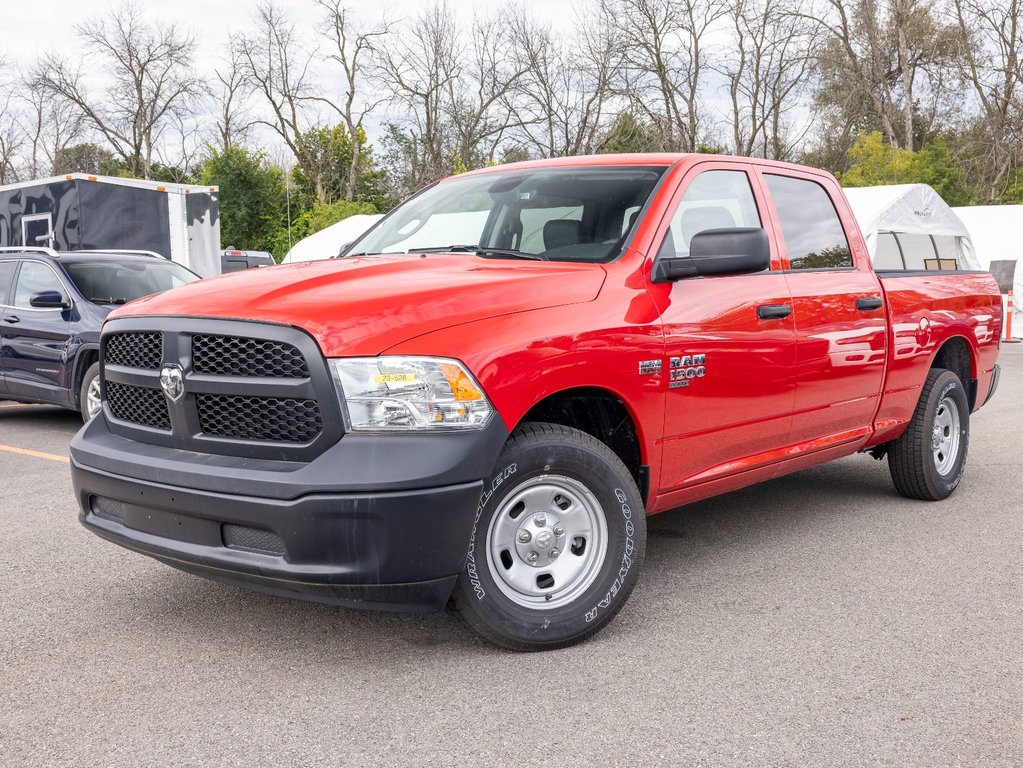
top-left (80, 363), bottom-right (102, 422)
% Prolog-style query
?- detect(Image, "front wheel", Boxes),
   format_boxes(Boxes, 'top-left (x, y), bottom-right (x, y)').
top-left (888, 368), bottom-right (970, 501)
top-left (453, 423), bottom-right (646, 651)
top-left (79, 363), bottom-right (102, 423)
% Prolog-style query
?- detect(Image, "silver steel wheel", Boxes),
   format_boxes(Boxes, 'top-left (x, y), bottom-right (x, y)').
top-left (85, 377), bottom-right (102, 420)
top-left (931, 395), bottom-right (961, 476)
top-left (486, 474), bottom-right (608, 610)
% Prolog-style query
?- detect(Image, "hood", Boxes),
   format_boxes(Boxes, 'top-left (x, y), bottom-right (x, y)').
top-left (111, 253), bottom-right (606, 355)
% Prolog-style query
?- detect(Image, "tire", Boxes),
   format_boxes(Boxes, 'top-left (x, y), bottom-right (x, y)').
top-left (453, 422), bottom-right (646, 651)
top-left (79, 363), bottom-right (102, 423)
top-left (888, 368), bottom-right (970, 501)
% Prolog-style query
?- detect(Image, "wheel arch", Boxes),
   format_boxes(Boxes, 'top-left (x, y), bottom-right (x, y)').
top-left (929, 335), bottom-right (977, 410)
top-left (72, 345), bottom-right (100, 408)
top-left (515, 386), bottom-right (648, 501)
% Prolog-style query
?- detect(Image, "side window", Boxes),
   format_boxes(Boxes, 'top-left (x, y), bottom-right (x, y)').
top-left (765, 174), bottom-right (852, 270)
top-left (0, 261), bottom-right (17, 304)
top-left (13, 261), bottom-right (68, 309)
top-left (661, 170), bottom-right (761, 259)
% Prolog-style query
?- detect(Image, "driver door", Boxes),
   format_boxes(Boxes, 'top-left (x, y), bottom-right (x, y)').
top-left (654, 163), bottom-right (797, 493)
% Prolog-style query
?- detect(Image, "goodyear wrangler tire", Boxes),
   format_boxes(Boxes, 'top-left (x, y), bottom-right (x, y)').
top-left (888, 368), bottom-right (970, 501)
top-left (453, 422), bottom-right (646, 651)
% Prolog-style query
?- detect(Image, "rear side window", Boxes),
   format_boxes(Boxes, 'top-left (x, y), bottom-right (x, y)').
top-left (13, 261), bottom-right (68, 308)
top-left (0, 261), bottom-right (17, 304)
top-left (662, 170), bottom-right (762, 259)
top-left (765, 174), bottom-right (853, 270)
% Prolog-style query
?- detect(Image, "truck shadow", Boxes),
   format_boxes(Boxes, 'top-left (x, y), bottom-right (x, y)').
top-left (101, 454), bottom-right (901, 659)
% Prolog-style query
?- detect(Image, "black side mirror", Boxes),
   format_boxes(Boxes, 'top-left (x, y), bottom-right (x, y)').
top-left (29, 290), bottom-right (70, 309)
top-left (654, 227), bottom-right (771, 282)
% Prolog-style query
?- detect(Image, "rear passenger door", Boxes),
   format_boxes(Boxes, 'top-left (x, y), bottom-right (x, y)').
top-left (0, 259), bottom-right (19, 395)
top-left (3, 260), bottom-right (74, 405)
top-left (758, 171), bottom-right (887, 447)
top-left (655, 163), bottom-right (797, 492)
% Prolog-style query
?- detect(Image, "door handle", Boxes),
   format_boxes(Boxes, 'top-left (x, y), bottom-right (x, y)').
top-left (757, 304), bottom-right (791, 320)
top-left (3, 315), bottom-right (20, 324)
top-left (856, 297), bottom-right (883, 311)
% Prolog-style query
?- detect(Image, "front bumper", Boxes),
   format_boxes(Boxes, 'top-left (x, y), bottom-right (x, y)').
top-left (72, 415), bottom-right (508, 611)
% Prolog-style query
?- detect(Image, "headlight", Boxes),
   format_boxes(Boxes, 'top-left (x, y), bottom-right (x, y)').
top-left (329, 356), bottom-right (494, 431)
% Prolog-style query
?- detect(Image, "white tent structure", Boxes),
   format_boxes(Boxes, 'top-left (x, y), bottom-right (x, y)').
top-left (843, 184), bottom-right (980, 271)
top-left (281, 214), bottom-right (383, 264)
top-left (952, 205), bottom-right (1022, 323)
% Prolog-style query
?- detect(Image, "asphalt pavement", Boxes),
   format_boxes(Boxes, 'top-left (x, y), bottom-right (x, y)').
top-left (2, 346), bottom-right (1022, 767)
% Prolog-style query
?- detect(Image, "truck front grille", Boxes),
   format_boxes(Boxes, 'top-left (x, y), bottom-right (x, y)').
top-left (100, 319), bottom-right (343, 461)
top-left (196, 394), bottom-right (323, 442)
top-left (192, 335), bottom-right (309, 378)
top-left (104, 332), bottom-right (162, 369)
top-left (105, 381), bottom-right (171, 430)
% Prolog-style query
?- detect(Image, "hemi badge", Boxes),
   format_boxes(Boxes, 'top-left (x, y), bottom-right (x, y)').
top-left (638, 360), bottom-right (662, 376)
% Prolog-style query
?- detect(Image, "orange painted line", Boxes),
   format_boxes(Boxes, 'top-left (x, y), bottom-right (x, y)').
top-left (0, 444), bottom-right (70, 463)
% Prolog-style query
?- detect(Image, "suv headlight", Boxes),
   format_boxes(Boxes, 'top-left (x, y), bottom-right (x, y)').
top-left (329, 356), bottom-right (494, 431)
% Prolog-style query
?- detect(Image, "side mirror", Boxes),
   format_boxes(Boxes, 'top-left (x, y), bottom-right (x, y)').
top-left (29, 290), bottom-right (70, 309)
top-left (654, 227), bottom-right (771, 282)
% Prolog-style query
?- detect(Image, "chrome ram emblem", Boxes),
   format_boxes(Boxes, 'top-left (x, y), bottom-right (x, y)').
top-left (159, 364), bottom-right (185, 402)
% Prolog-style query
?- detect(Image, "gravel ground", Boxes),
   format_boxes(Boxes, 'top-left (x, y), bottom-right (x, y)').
top-left (2, 345), bottom-right (1021, 767)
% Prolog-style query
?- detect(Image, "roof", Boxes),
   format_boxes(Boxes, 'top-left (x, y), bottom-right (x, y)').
top-left (0, 173), bottom-right (217, 195)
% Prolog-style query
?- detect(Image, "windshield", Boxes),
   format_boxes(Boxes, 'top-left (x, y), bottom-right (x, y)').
top-left (350, 166), bottom-right (667, 264)
top-left (62, 259), bottom-right (200, 305)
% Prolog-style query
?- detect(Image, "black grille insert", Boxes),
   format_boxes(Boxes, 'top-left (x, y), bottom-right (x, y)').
top-left (104, 332), bottom-right (162, 369)
top-left (222, 525), bottom-right (286, 555)
top-left (196, 394), bottom-right (322, 442)
top-left (105, 381), bottom-right (171, 430)
top-left (192, 335), bottom-right (309, 378)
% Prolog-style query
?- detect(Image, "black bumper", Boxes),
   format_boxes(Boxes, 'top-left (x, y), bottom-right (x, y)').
top-left (72, 416), bottom-right (508, 612)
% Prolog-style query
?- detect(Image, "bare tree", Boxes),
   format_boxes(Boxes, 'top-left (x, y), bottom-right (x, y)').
top-left (508, 10), bottom-right (624, 157)
top-left (376, 2), bottom-right (462, 189)
top-left (21, 68), bottom-right (87, 177)
top-left (36, 1), bottom-right (203, 178)
top-left (212, 39), bottom-right (257, 153)
top-left (0, 59), bottom-right (24, 184)
top-left (240, 1), bottom-right (340, 202)
top-left (317, 0), bottom-right (392, 199)
top-left (954, 0), bottom-right (1023, 200)
top-left (603, 0), bottom-right (728, 152)
top-left (810, 0), bottom-right (960, 152)
top-left (721, 0), bottom-right (818, 159)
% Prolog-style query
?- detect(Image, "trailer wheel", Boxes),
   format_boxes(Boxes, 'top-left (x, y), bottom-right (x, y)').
top-left (453, 423), bottom-right (646, 651)
top-left (888, 368), bottom-right (970, 501)
top-left (80, 363), bottom-right (102, 422)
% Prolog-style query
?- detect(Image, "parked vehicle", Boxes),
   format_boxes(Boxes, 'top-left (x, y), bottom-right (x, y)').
top-left (221, 249), bottom-right (276, 272)
top-left (0, 247), bottom-right (200, 420)
top-left (71, 154), bottom-right (1002, 650)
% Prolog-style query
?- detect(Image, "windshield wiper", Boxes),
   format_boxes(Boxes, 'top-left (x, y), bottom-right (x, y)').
top-left (408, 245), bottom-right (549, 261)
top-left (93, 297), bottom-right (129, 305)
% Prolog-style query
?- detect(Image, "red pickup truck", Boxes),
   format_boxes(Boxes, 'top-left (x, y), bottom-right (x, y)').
top-left (71, 154), bottom-right (1002, 650)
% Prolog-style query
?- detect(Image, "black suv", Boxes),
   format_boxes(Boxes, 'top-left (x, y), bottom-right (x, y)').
top-left (0, 248), bottom-right (200, 420)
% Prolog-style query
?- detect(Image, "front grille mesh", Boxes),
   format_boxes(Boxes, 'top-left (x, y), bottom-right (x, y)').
top-left (105, 381), bottom-right (171, 430)
top-left (196, 394), bottom-right (322, 442)
top-left (192, 335), bottom-right (309, 378)
top-left (104, 332), bottom-right (162, 369)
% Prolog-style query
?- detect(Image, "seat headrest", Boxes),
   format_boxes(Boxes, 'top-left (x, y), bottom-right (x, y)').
top-left (543, 219), bottom-right (583, 251)
top-left (680, 206), bottom-right (737, 244)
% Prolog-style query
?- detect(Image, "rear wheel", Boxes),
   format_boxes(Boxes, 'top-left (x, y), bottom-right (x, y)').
top-left (453, 423), bottom-right (646, 651)
top-left (79, 363), bottom-right (102, 422)
top-left (888, 368), bottom-right (970, 501)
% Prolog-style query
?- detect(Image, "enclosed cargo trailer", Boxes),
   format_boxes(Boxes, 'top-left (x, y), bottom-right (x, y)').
top-left (0, 174), bottom-right (220, 277)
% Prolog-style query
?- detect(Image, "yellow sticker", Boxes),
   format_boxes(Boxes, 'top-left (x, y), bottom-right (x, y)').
top-left (373, 373), bottom-right (417, 384)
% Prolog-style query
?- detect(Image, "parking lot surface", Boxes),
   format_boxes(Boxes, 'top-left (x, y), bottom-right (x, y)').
top-left (2, 346), bottom-right (1022, 767)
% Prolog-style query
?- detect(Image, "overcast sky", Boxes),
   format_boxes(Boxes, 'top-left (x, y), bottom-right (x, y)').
top-left (4, 0), bottom-right (578, 68)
